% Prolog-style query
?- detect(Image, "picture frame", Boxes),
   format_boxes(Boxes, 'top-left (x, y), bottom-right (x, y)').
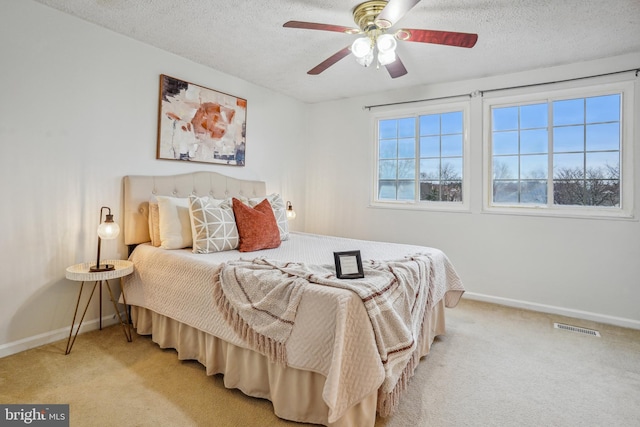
top-left (156, 74), bottom-right (247, 166)
top-left (333, 250), bottom-right (365, 279)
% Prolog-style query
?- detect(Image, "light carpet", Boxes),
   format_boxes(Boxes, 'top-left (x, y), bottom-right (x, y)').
top-left (1, 299), bottom-right (638, 427)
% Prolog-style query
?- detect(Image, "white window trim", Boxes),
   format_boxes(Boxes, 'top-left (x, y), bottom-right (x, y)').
top-left (370, 100), bottom-right (471, 212)
top-left (482, 79), bottom-right (635, 220)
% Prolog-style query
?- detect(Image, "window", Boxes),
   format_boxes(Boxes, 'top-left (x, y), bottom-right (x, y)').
top-left (373, 102), bottom-right (469, 210)
top-left (485, 81), bottom-right (634, 218)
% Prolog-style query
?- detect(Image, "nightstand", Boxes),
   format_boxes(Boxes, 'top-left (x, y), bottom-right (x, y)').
top-left (64, 259), bottom-right (134, 355)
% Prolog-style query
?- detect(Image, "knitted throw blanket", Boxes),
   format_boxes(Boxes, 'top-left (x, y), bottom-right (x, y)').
top-left (213, 254), bottom-right (446, 417)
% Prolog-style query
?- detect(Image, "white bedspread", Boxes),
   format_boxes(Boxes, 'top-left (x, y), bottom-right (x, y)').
top-left (122, 232), bottom-right (464, 422)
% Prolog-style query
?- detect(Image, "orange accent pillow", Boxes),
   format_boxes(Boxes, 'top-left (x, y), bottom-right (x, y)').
top-left (232, 197), bottom-right (281, 252)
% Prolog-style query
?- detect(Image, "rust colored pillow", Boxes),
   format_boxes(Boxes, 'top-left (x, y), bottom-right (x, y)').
top-left (232, 197), bottom-right (281, 252)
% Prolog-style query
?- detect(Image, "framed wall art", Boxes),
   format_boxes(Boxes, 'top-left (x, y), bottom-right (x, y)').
top-left (156, 74), bottom-right (247, 166)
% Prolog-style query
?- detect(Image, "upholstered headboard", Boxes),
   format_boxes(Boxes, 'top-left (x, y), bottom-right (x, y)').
top-left (122, 171), bottom-right (267, 246)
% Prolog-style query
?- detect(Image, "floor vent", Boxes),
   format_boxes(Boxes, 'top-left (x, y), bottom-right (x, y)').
top-left (554, 322), bottom-right (601, 337)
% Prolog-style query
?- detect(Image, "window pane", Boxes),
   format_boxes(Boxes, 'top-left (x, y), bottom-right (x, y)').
top-left (521, 154), bottom-right (548, 179)
top-left (586, 151), bottom-right (619, 175)
top-left (585, 179), bottom-right (619, 206)
top-left (378, 181), bottom-right (397, 200)
top-left (397, 181), bottom-right (415, 200)
top-left (586, 94), bottom-right (620, 123)
top-left (443, 182), bottom-right (462, 202)
top-left (398, 118), bottom-right (415, 138)
top-left (420, 136), bottom-right (439, 157)
top-left (379, 139), bottom-right (397, 159)
top-left (554, 99), bottom-right (584, 125)
top-left (553, 153), bottom-right (584, 179)
top-left (493, 131), bottom-right (518, 155)
top-left (493, 107), bottom-right (518, 131)
top-left (493, 181), bottom-right (519, 203)
top-left (586, 123), bottom-right (619, 151)
top-left (419, 115), bottom-right (440, 135)
top-left (420, 158), bottom-right (440, 180)
top-left (398, 138), bottom-right (415, 158)
top-left (420, 181), bottom-right (439, 201)
top-left (520, 180), bottom-right (547, 204)
top-left (379, 159), bottom-right (397, 179)
top-left (379, 120), bottom-right (397, 139)
top-left (493, 156), bottom-right (518, 179)
top-left (520, 103), bottom-right (547, 129)
top-left (442, 111), bottom-right (463, 134)
top-left (520, 129), bottom-right (548, 154)
top-left (554, 180), bottom-right (585, 206)
top-left (398, 159), bottom-right (415, 179)
top-left (554, 126), bottom-right (584, 152)
top-left (441, 134), bottom-right (462, 157)
top-left (442, 159), bottom-right (463, 180)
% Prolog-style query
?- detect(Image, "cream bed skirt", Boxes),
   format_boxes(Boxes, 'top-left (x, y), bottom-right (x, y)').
top-left (131, 299), bottom-right (446, 427)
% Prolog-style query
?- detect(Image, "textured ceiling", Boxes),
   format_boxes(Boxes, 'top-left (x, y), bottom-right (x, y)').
top-left (34, 0), bottom-right (640, 103)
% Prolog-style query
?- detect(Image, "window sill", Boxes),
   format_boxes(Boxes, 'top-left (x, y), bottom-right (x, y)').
top-left (368, 201), bottom-right (471, 213)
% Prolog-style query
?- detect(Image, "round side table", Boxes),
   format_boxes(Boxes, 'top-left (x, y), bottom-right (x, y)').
top-left (64, 259), bottom-right (134, 355)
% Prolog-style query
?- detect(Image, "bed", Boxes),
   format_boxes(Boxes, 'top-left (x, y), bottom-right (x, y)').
top-left (121, 171), bottom-right (465, 427)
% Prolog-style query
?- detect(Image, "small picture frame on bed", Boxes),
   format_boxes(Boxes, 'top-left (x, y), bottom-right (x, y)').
top-left (334, 250), bottom-right (364, 279)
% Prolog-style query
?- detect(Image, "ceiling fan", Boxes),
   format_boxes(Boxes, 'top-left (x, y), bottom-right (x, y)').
top-left (283, 0), bottom-right (478, 78)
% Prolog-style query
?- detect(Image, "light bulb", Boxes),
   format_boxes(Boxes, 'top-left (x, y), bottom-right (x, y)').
top-left (351, 37), bottom-right (373, 59)
top-left (376, 33), bottom-right (397, 53)
top-left (97, 216), bottom-right (120, 239)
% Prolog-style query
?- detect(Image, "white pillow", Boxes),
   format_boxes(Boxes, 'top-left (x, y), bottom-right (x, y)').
top-left (246, 193), bottom-right (289, 241)
top-left (188, 195), bottom-right (239, 253)
top-left (156, 196), bottom-right (192, 249)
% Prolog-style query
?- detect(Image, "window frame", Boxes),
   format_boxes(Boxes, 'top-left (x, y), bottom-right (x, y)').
top-left (370, 100), bottom-right (471, 212)
top-left (482, 80), bottom-right (635, 220)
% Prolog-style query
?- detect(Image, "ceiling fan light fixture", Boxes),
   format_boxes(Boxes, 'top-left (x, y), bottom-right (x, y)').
top-left (376, 33), bottom-right (397, 53)
top-left (351, 37), bottom-right (373, 58)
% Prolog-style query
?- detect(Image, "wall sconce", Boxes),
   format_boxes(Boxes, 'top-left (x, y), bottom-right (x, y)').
top-left (90, 206), bottom-right (120, 272)
top-left (286, 201), bottom-right (297, 220)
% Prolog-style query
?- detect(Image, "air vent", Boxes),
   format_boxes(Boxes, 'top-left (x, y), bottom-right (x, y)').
top-left (554, 322), bottom-right (601, 337)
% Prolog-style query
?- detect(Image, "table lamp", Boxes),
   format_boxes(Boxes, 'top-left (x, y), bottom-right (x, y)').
top-left (286, 201), bottom-right (296, 220)
top-left (90, 206), bottom-right (120, 272)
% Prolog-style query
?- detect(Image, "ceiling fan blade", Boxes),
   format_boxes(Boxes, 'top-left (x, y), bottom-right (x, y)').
top-left (307, 46), bottom-right (352, 75)
top-left (398, 28), bottom-right (478, 48)
top-left (376, 0), bottom-right (421, 27)
top-left (283, 21), bottom-right (360, 34)
top-left (385, 56), bottom-right (408, 79)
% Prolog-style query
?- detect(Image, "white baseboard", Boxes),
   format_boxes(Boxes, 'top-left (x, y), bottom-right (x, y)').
top-left (0, 312), bottom-right (128, 358)
top-left (463, 292), bottom-right (640, 330)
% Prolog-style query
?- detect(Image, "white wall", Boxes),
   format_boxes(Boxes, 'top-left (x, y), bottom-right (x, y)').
top-left (0, 0), bottom-right (307, 356)
top-left (304, 54), bottom-right (640, 329)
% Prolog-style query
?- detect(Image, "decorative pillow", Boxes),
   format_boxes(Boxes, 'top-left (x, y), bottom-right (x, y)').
top-left (188, 195), bottom-right (239, 253)
top-left (148, 201), bottom-right (161, 247)
top-left (156, 196), bottom-right (192, 249)
top-left (232, 197), bottom-right (281, 252)
top-left (246, 193), bottom-right (290, 241)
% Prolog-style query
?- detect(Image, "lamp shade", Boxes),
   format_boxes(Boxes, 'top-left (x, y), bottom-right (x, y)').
top-left (97, 220), bottom-right (120, 239)
top-left (351, 37), bottom-right (372, 59)
top-left (376, 33), bottom-right (397, 53)
top-left (378, 49), bottom-right (397, 65)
